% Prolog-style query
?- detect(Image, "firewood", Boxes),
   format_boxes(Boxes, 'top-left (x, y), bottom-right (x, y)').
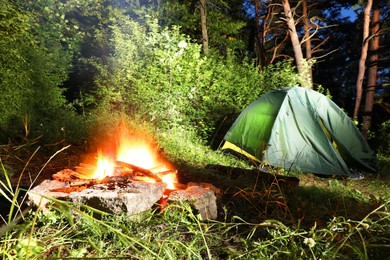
top-left (52, 169), bottom-right (87, 181)
top-left (49, 186), bottom-right (87, 193)
top-left (70, 179), bottom-right (95, 187)
top-left (115, 161), bottom-right (162, 182)
top-left (74, 163), bottom-right (96, 178)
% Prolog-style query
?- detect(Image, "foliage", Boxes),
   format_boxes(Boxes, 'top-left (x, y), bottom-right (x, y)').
top-left (299, 58), bottom-right (316, 89)
top-left (371, 119), bottom-right (390, 156)
top-left (316, 85), bottom-right (333, 99)
top-left (261, 59), bottom-right (301, 89)
top-left (89, 15), bottom-right (266, 140)
top-left (156, 0), bottom-right (249, 57)
top-left (138, 24), bottom-right (264, 138)
top-left (86, 11), bottom-right (301, 143)
top-left (0, 0), bottom-right (300, 147)
top-left (155, 125), bottom-right (249, 169)
top-left (1, 0), bottom-right (387, 146)
top-left (0, 0), bottom-right (85, 144)
top-left (0, 0), bottom-right (35, 136)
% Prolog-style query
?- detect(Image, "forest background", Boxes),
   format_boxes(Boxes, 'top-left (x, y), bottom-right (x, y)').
top-left (0, 0), bottom-right (388, 153)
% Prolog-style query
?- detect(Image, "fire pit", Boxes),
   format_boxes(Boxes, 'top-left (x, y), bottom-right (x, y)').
top-left (27, 125), bottom-right (219, 220)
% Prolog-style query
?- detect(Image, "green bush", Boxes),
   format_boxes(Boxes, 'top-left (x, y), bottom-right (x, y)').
top-left (0, 0), bottom-right (85, 144)
top-left (90, 17), bottom-right (270, 140)
top-left (0, 0), bottom-right (301, 146)
top-left (261, 59), bottom-right (301, 90)
top-left (374, 119), bottom-right (390, 157)
top-left (0, 0), bottom-right (35, 138)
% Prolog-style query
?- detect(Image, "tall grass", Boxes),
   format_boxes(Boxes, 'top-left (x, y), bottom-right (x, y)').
top-left (1, 192), bottom-right (388, 258)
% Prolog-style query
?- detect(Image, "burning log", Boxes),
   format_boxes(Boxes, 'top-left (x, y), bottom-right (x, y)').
top-left (70, 179), bottom-right (97, 187)
top-left (53, 162), bottom-right (164, 184)
top-left (50, 186), bottom-right (88, 193)
top-left (115, 161), bottom-right (163, 182)
top-left (52, 169), bottom-right (87, 182)
top-left (74, 163), bottom-right (97, 177)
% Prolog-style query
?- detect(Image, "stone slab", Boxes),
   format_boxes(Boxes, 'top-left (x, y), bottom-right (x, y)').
top-left (27, 179), bottom-right (166, 216)
top-left (27, 179), bottom-right (218, 220)
top-left (68, 181), bottom-right (166, 216)
top-left (27, 179), bottom-right (70, 214)
top-left (168, 186), bottom-right (218, 220)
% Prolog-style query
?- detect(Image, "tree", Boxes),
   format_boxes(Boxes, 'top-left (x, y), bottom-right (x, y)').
top-left (199, 0), bottom-right (209, 54)
top-left (156, 0), bottom-right (248, 57)
top-left (361, 0), bottom-right (381, 137)
top-left (249, 0), bottom-right (345, 90)
top-left (302, 0), bottom-right (313, 81)
top-left (281, 0), bottom-right (313, 88)
top-left (253, 0), bottom-right (264, 68)
top-left (251, 0), bottom-right (288, 68)
top-left (353, 0), bottom-right (373, 123)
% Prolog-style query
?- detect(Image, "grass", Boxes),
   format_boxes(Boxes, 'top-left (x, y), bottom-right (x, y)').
top-left (1, 127), bottom-right (389, 259)
top-left (2, 197), bottom-right (389, 259)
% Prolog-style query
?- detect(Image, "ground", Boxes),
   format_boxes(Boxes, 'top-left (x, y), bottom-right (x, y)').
top-left (2, 144), bottom-right (389, 229)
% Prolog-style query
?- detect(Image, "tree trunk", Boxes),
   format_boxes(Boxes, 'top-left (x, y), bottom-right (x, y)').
top-left (282, 0), bottom-right (312, 89)
top-left (302, 0), bottom-right (313, 82)
top-left (254, 0), bottom-right (266, 69)
top-left (353, 0), bottom-right (373, 122)
top-left (361, 0), bottom-right (380, 138)
top-left (199, 0), bottom-right (209, 55)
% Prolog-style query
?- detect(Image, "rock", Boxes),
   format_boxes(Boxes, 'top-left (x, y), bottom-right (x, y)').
top-left (168, 186), bottom-right (218, 220)
top-left (27, 180), bottom-right (70, 214)
top-left (27, 179), bottom-right (219, 220)
top-left (27, 179), bottom-right (166, 217)
top-left (68, 181), bottom-right (166, 216)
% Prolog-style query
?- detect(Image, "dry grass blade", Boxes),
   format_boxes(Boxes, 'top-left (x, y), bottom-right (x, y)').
top-left (18, 145), bottom-right (71, 212)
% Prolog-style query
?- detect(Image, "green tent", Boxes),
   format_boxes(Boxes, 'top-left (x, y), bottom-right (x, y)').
top-left (221, 87), bottom-right (376, 177)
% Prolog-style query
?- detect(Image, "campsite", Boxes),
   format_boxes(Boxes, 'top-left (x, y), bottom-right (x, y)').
top-left (1, 0), bottom-right (389, 259)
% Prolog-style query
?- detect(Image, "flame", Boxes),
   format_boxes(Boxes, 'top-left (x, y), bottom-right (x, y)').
top-left (94, 150), bottom-right (115, 179)
top-left (160, 172), bottom-right (177, 190)
top-left (116, 136), bottom-right (157, 170)
top-left (90, 124), bottom-right (178, 189)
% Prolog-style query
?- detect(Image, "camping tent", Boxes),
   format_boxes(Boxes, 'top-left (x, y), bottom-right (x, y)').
top-left (221, 87), bottom-right (376, 177)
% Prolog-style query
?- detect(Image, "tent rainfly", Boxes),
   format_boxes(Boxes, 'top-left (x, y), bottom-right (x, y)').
top-left (221, 87), bottom-right (376, 177)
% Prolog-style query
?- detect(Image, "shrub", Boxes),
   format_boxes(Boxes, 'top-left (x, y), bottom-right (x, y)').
top-left (0, 0), bottom-right (85, 145)
top-left (91, 17), bottom-right (268, 141)
top-left (373, 119), bottom-right (390, 157)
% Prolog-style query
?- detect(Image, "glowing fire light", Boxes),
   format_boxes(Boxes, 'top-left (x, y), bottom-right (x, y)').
top-left (117, 141), bottom-right (156, 170)
top-left (160, 172), bottom-right (177, 190)
top-left (91, 125), bottom-right (178, 189)
top-left (94, 150), bottom-right (115, 179)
